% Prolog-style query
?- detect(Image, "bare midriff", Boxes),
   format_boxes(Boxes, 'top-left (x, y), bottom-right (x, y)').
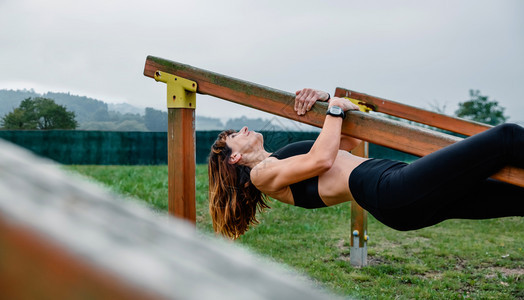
top-left (318, 150), bottom-right (369, 206)
top-left (265, 150), bottom-right (369, 206)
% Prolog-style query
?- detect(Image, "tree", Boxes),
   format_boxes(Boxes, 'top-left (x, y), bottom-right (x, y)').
top-left (92, 108), bottom-right (110, 122)
top-left (455, 90), bottom-right (508, 125)
top-left (1, 97), bottom-right (78, 129)
top-left (1, 107), bottom-right (35, 129)
top-left (144, 107), bottom-right (168, 131)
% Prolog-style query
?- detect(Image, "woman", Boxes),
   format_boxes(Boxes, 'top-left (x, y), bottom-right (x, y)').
top-left (208, 88), bottom-right (524, 239)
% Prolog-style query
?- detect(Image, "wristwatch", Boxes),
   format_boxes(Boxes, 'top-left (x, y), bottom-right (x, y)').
top-left (326, 105), bottom-right (346, 119)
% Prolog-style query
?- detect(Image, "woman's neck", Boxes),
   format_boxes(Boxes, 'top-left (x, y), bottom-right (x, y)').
top-left (243, 149), bottom-right (271, 169)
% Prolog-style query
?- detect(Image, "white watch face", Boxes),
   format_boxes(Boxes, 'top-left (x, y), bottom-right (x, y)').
top-left (330, 106), bottom-right (342, 114)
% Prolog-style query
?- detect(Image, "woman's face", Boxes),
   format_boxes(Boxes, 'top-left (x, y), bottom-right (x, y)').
top-left (225, 126), bottom-right (263, 156)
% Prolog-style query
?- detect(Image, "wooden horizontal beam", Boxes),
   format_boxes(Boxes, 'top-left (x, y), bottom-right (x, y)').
top-left (144, 56), bottom-right (461, 154)
top-left (143, 56), bottom-right (524, 187)
top-left (335, 87), bottom-right (491, 136)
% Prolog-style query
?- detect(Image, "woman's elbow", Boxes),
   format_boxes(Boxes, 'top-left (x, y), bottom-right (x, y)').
top-left (317, 157), bottom-right (335, 173)
top-left (308, 150), bottom-right (336, 173)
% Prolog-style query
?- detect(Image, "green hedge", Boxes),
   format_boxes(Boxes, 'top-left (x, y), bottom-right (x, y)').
top-left (0, 130), bottom-right (416, 165)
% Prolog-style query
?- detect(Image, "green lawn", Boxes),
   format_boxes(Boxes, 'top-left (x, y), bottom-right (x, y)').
top-left (67, 165), bottom-right (524, 299)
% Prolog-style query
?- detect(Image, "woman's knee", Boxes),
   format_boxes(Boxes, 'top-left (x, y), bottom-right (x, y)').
top-left (495, 123), bottom-right (524, 135)
top-left (495, 123), bottom-right (524, 164)
top-left (490, 123), bottom-right (524, 145)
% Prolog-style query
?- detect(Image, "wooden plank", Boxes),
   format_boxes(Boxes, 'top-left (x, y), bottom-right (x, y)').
top-left (168, 108), bottom-right (196, 222)
top-left (0, 138), bottom-right (339, 300)
top-left (335, 87), bottom-right (491, 136)
top-left (143, 56), bottom-right (524, 187)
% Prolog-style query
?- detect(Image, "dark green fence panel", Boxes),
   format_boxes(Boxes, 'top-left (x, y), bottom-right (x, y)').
top-left (0, 130), bottom-right (416, 165)
top-left (0, 130), bottom-right (168, 165)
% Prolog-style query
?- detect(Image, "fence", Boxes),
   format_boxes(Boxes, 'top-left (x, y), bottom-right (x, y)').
top-left (0, 130), bottom-right (416, 165)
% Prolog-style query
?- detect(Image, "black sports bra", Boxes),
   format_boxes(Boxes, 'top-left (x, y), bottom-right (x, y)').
top-left (269, 141), bottom-right (327, 209)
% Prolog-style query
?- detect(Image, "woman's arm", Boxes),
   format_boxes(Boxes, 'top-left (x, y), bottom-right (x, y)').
top-left (252, 97), bottom-right (359, 192)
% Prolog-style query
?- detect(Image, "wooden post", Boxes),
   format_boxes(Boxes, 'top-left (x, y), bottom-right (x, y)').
top-left (349, 136), bottom-right (369, 267)
top-left (346, 97), bottom-right (372, 267)
top-left (168, 108), bottom-right (196, 223)
top-left (154, 71), bottom-right (198, 223)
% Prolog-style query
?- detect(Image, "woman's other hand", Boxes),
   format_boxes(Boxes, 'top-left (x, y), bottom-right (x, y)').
top-left (294, 88), bottom-right (330, 116)
top-left (329, 97), bottom-right (361, 112)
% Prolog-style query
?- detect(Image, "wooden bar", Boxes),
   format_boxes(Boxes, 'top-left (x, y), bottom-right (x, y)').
top-left (144, 56), bottom-right (524, 187)
top-left (144, 56), bottom-right (461, 155)
top-left (168, 108), bottom-right (196, 222)
top-left (0, 138), bottom-right (337, 300)
top-left (335, 87), bottom-right (491, 136)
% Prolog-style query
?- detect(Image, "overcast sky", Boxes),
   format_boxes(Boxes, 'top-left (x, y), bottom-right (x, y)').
top-left (1, 0), bottom-right (523, 125)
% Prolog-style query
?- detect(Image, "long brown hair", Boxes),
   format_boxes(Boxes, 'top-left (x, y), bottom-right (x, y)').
top-left (208, 130), bottom-right (270, 239)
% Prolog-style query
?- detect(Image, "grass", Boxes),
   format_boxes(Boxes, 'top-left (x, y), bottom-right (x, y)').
top-left (67, 165), bottom-right (524, 299)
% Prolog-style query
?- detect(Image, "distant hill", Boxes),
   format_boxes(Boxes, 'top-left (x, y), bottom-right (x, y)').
top-left (108, 103), bottom-right (144, 116)
top-left (0, 89), bottom-right (151, 131)
top-left (196, 116), bottom-right (225, 130)
top-left (0, 89), bottom-right (286, 131)
top-left (1, 89), bottom-right (111, 124)
top-left (0, 89), bottom-right (41, 117)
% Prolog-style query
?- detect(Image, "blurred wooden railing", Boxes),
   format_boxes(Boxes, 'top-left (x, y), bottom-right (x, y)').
top-left (0, 139), bottom-right (337, 300)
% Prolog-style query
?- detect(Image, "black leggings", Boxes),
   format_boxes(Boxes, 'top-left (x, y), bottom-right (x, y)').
top-left (349, 123), bottom-right (524, 231)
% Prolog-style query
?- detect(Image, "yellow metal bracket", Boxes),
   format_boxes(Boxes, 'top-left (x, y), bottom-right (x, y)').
top-left (343, 97), bottom-right (376, 113)
top-left (154, 71), bottom-right (197, 109)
